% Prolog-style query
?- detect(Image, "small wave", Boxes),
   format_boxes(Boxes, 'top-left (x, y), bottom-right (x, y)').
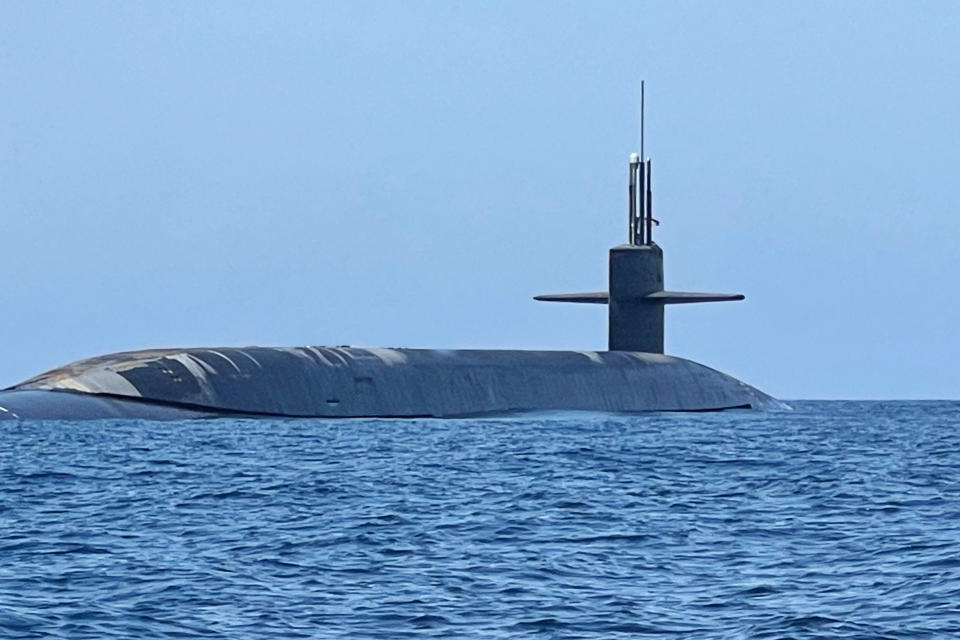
top-left (3, 402), bottom-right (960, 638)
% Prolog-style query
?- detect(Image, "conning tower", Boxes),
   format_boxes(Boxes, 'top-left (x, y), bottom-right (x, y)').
top-left (535, 89), bottom-right (743, 353)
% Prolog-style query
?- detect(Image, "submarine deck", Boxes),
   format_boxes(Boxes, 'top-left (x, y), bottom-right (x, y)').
top-left (0, 346), bottom-right (778, 420)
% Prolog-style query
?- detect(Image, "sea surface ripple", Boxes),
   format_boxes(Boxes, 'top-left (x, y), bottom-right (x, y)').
top-left (2, 401), bottom-right (960, 638)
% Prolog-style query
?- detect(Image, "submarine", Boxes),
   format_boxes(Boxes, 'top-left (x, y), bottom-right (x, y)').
top-left (0, 136), bottom-right (777, 420)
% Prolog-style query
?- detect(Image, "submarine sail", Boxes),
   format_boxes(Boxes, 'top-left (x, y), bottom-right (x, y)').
top-left (534, 153), bottom-right (744, 354)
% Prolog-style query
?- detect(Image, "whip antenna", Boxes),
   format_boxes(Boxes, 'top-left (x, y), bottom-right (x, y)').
top-left (640, 80), bottom-right (645, 162)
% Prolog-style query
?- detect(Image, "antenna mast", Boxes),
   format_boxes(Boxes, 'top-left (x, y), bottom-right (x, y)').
top-left (640, 80), bottom-right (645, 162)
top-left (629, 81), bottom-right (653, 246)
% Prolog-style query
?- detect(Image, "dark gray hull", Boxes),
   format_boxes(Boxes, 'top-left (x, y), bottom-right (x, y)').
top-left (0, 346), bottom-right (778, 420)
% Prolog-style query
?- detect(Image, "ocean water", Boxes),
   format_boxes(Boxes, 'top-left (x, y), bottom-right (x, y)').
top-left (2, 401), bottom-right (959, 639)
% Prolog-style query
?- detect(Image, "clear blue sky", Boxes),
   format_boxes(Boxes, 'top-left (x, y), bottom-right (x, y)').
top-left (1, 2), bottom-right (957, 399)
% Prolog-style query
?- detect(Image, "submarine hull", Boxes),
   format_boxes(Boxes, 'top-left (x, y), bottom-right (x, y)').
top-left (0, 346), bottom-right (778, 420)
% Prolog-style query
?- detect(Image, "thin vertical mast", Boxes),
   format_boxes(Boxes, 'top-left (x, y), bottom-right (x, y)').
top-left (628, 154), bottom-right (638, 243)
top-left (640, 80), bottom-right (645, 163)
top-left (638, 81), bottom-right (647, 244)
top-left (645, 158), bottom-right (653, 244)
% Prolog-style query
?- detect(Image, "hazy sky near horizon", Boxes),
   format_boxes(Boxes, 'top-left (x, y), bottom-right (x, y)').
top-left (1, 2), bottom-right (958, 399)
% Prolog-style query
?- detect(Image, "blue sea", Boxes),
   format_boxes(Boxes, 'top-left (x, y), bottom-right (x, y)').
top-left (2, 401), bottom-right (959, 638)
